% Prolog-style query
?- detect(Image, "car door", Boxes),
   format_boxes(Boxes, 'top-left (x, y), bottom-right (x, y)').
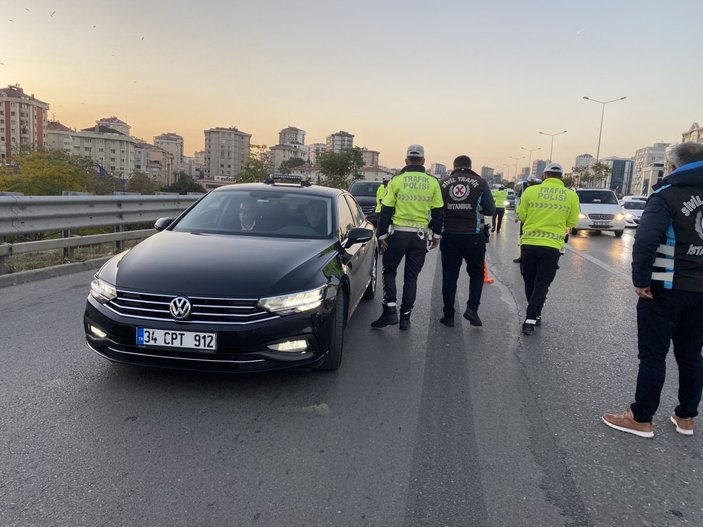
top-left (338, 194), bottom-right (368, 310)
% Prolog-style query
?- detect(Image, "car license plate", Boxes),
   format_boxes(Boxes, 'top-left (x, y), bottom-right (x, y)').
top-left (137, 327), bottom-right (216, 352)
top-left (591, 221), bottom-right (610, 226)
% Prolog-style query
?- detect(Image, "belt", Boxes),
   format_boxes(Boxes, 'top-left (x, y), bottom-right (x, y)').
top-left (393, 226), bottom-right (428, 232)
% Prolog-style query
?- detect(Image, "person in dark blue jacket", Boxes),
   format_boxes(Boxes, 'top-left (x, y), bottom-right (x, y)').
top-left (602, 142), bottom-right (703, 438)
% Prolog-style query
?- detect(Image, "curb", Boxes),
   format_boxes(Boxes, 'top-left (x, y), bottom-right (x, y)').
top-left (0, 257), bottom-right (112, 288)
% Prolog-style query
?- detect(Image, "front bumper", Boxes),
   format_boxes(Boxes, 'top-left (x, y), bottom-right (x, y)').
top-left (576, 218), bottom-right (627, 232)
top-left (84, 297), bottom-right (334, 372)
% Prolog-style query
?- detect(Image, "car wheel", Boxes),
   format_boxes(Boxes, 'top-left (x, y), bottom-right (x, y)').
top-left (317, 289), bottom-right (345, 371)
top-left (361, 251), bottom-right (378, 301)
top-left (571, 229), bottom-right (578, 235)
top-left (614, 230), bottom-right (624, 237)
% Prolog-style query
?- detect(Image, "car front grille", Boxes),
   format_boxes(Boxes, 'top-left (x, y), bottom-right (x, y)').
top-left (588, 213), bottom-right (614, 220)
top-left (360, 205), bottom-right (375, 214)
top-left (106, 290), bottom-right (278, 325)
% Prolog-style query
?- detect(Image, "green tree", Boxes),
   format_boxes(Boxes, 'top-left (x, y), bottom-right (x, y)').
top-left (239, 144), bottom-right (271, 183)
top-left (562, 175), bottom-right (575, 189)
top-left (279, 157), bottom-right (306, 174)
top-left (317, 148), bottom-right (364, 189)
top-left (162, 174), bottom-right (206, 194)
top-left (0, 149), bottom-right (94, 195)
top-left (126, 172), bottom-right (161, 194)
top-left (575, 162), bottom-right (611, 188)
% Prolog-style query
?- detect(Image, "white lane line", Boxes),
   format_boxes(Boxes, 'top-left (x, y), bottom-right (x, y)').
top-left (565, 245), bottom-right (631, 282)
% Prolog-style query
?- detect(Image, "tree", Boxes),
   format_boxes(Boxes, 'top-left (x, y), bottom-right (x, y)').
top-left (317, 148), bottom-right (364, 189)
top-left (0, 149), bottom-right (94, 195)
top-left (574, 162), bottom-right (611, 189)
top-left (126, 172), bottom-right (161, 194)
top-left (562, 175), bottom-right (575, 189)
top-left (162, 174), bottom-right (205, 194)
top-left (238, 144), bottom-right (271, 183)
top-left (279, 157), bottom-right (306, 174)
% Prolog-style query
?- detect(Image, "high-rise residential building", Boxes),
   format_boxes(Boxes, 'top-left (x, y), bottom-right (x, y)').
top-left (575, 154), bottom-right (594, 169)
top-left (631, 143), bottom-right (669, 195)
top-left (46, 120), bottom-right (74, 152)
top-left (532, 159), bottom-right (547, 178)
top-left (307, 143), bottom-right (327, 164)
top-left (193, 150), bottom-right (205, 177)
top-left (519, 167), bottom-right (530, 179)
top-left (154, 132), bottom-right (184, 169)
top-left (270, 144), bottom-right (308, 170)
top-left (603, 157), bottom-right (634, 195)
top-left (430, 163), bottom-right (446, 177)
top-left (135, 141), bottom-right (174, 185)
top-left (326, 131), bottom-right (354, 152)
top-left (0, 84), bottom-right (49, 162)
top-left (279, 126), bottom-right (305, 145)
top-left (682, 122), bottom-right (703, 144)
top-left (362, 149), bottom-right (380, 168)
top-left (203, 126), bottom-right (251, 181)
top-left (480, 166), bottom-right (499, 185)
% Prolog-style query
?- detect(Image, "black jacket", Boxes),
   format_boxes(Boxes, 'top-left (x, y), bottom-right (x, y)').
top-left (439, 168), bottom-right (495, 234)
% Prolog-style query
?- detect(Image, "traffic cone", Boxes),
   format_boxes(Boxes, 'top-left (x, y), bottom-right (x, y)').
top-left (483, 261), bottom-right (494, 284)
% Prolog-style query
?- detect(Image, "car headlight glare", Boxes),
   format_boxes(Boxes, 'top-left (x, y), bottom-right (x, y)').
top-left (625, 213), bottom-right (634, 220)
top-left (267, 340), bottom-right (308, 352)
top-left (615, 213), bottom-right (626, 221)
top-left (90, 277), bottom-right (117, 302)
top-left (259, 285), bottom-right (326, 315)
top-left (504, 200), bottom-right (510, 206)
top-left (579, 213), bottom-right (588, 219)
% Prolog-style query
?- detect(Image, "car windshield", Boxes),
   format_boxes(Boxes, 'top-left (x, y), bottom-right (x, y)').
top-left (172, 189), bottom-right (334, 239)
top-left (622, 200), bottom-right (646, 210)
top-left (349, 182), bottom-right (381, 197)
top-left (577, 190), bottom-right (619, 204)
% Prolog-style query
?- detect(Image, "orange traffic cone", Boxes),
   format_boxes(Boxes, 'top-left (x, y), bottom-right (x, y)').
top-left (483, 261), bottom-right (494, 284)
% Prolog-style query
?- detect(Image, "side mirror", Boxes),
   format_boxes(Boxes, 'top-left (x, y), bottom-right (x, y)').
top-left (344, 227), bottom-right (373, 248)
top-left (154, 217), bottom-right (173, 231)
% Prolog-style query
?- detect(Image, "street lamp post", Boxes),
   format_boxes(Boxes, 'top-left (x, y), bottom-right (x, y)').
top-left (538, 130), bottom-right (568, 162)
top-left (509, 155), bottom-right (525, 181)
top-left (582, 96), bottom-right (627, 160)
top-left (520, 146), bottom-right (541, 176)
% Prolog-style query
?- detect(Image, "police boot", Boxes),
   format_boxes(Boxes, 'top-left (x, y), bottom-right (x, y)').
top-left (399, 311), bottom-right (411, 331)
top-left (371, 305), bottom-right (398, 329)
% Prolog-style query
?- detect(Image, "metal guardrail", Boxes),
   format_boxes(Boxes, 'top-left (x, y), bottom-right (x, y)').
top-left (0, 195), bottom-right (201, 275)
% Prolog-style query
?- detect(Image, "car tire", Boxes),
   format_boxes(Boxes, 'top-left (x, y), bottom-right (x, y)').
top-left (571, 229), bottom-right (579, 235)
top-left (614, 230), bottom-right (624, 237)
top-left (362, 251), bottom-right (378, 301)
top-left (317, 289), bottom-right (345, 371)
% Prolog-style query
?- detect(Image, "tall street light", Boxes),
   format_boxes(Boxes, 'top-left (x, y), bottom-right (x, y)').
top-left (509, 155), bottom-right (525, 181)
top-left (521, 146), bottom-right (541, 176)
top-left (538, 130), bottom-right (568, 162)
top-left (583, 96), bottom-right (627, 160)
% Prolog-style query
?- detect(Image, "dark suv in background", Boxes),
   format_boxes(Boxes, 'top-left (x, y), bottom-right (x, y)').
top-left (348, 180), bottom-right (383, 225)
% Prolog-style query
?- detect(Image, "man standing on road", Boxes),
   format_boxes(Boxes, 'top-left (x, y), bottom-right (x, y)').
top-left (513, 175), bottom-right (541, 263)
top-left (371, 144), bottom-right (444, 331)
top-left (491, 185), bottom-right (507, 233)
top-left (438, 155), bottom-right (495, 328)
top-left (516, 163), bottom-right (579, 335)
top-left (602, 142), bottom-right (703, 438)
top-left (375, 174), bottom-right (392, 215)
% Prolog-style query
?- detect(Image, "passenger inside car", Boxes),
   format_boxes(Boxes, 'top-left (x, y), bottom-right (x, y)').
top-left (304, 200), bottom-right (329, 235)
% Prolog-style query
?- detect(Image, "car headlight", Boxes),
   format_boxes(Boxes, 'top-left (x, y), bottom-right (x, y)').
top-left (504, 200), bottom-right (510, 206)
top-left (259, 285), bottom-right (326, 315)
top-left (579, 213), bottom-right (588, 219)
top-left (90, 276), bottom-right (117, 303)
top-left (625, 213), bottom-right (634, 220)
top-left (615, 213), bottom-right (626, 221)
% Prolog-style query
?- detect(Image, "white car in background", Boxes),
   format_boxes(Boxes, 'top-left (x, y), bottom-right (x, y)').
top-left (572, 189), bottom-right (627, 237)
top-left (621, 198), bottom-right (646, 227)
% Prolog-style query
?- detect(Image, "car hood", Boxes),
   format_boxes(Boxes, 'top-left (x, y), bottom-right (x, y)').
top-left (110, 231), bottom-right (337, 298)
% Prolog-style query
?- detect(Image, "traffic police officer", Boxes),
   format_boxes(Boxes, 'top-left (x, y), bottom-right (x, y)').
top-left (516, 163), bottom-right (579, 335)
top-left (371, 144), bottom-right (444, 331)
top-left (439, 155), bottom-right (495, 327)
top-left (491, 185), bottom-right (508, 233)
top-left (375, 174), bottom-right (392, 214)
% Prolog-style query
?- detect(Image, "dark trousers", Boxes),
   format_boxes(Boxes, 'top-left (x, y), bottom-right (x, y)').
top-left (491, 208), bottom-right (505, 231)
top-left (520, 245), bottom-right (560, 320)
top-left (440, 233), bottom-right (486, 317)
top-left (631, 287), bottom-right (703, 422)
top-left (382, 231), bottom-right (428, 313)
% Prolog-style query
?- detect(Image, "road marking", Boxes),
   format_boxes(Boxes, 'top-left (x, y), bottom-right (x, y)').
top-left (565, 245), bottom-right (631, 282)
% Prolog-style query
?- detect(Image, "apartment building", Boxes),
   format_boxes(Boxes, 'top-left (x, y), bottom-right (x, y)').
top-left (575, 154), bottom-right (594, 169)
top-left (203, 127), bottom-right (251, 181)
top-left (307, 143), bottom-right (327, 165)
top-left (134, 141), bottom-right (174, 185)
top-left (0, 84), bottom-right (49, 162)
top-left (631, 143), bottom-right (669, 195)
top-left (430, 163), bottom-right (446, 177)
top-left (602, 157), bottom-right (634, 195)
top-left (362, 149), bottom-right (380, 168)
top-left (76, 122), bottom-right (137, 179)
top-left (682, 122), bottom-right (703, 144)
top-left (326, 131), bottom-right (354, 152)
top-left (46, 120), bottom-right (74, 152)
top-left (279, 126), bottom-right (305, 145)
top-left (154, 132), bottom-right (184, 174)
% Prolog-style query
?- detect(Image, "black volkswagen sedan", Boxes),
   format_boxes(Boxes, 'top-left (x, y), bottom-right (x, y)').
top-left (84, 176), bottom-right (378, 372)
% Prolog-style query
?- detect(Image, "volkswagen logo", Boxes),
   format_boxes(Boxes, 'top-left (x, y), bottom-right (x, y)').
top-left (169, 297), bottom-right (191, 320)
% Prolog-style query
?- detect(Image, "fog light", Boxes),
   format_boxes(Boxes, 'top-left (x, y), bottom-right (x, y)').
top-left (89, 325), bottom-right (107, 338)
top-left (267, 340), bottom-right (308, 352)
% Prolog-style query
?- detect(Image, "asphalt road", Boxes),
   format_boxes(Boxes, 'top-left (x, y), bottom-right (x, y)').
top-left (1, 215), bottom-right (702, 527)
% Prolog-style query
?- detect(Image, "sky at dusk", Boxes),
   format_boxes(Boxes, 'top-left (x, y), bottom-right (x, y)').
top-left (2, 0), bottom-right (701, 175)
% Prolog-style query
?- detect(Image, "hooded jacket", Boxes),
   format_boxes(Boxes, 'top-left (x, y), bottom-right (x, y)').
top-left (632, 160), bottom-right (703, 291)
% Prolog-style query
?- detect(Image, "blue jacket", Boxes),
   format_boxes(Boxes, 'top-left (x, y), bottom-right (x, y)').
top-left (632, 160), bottom-right (703, 291)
